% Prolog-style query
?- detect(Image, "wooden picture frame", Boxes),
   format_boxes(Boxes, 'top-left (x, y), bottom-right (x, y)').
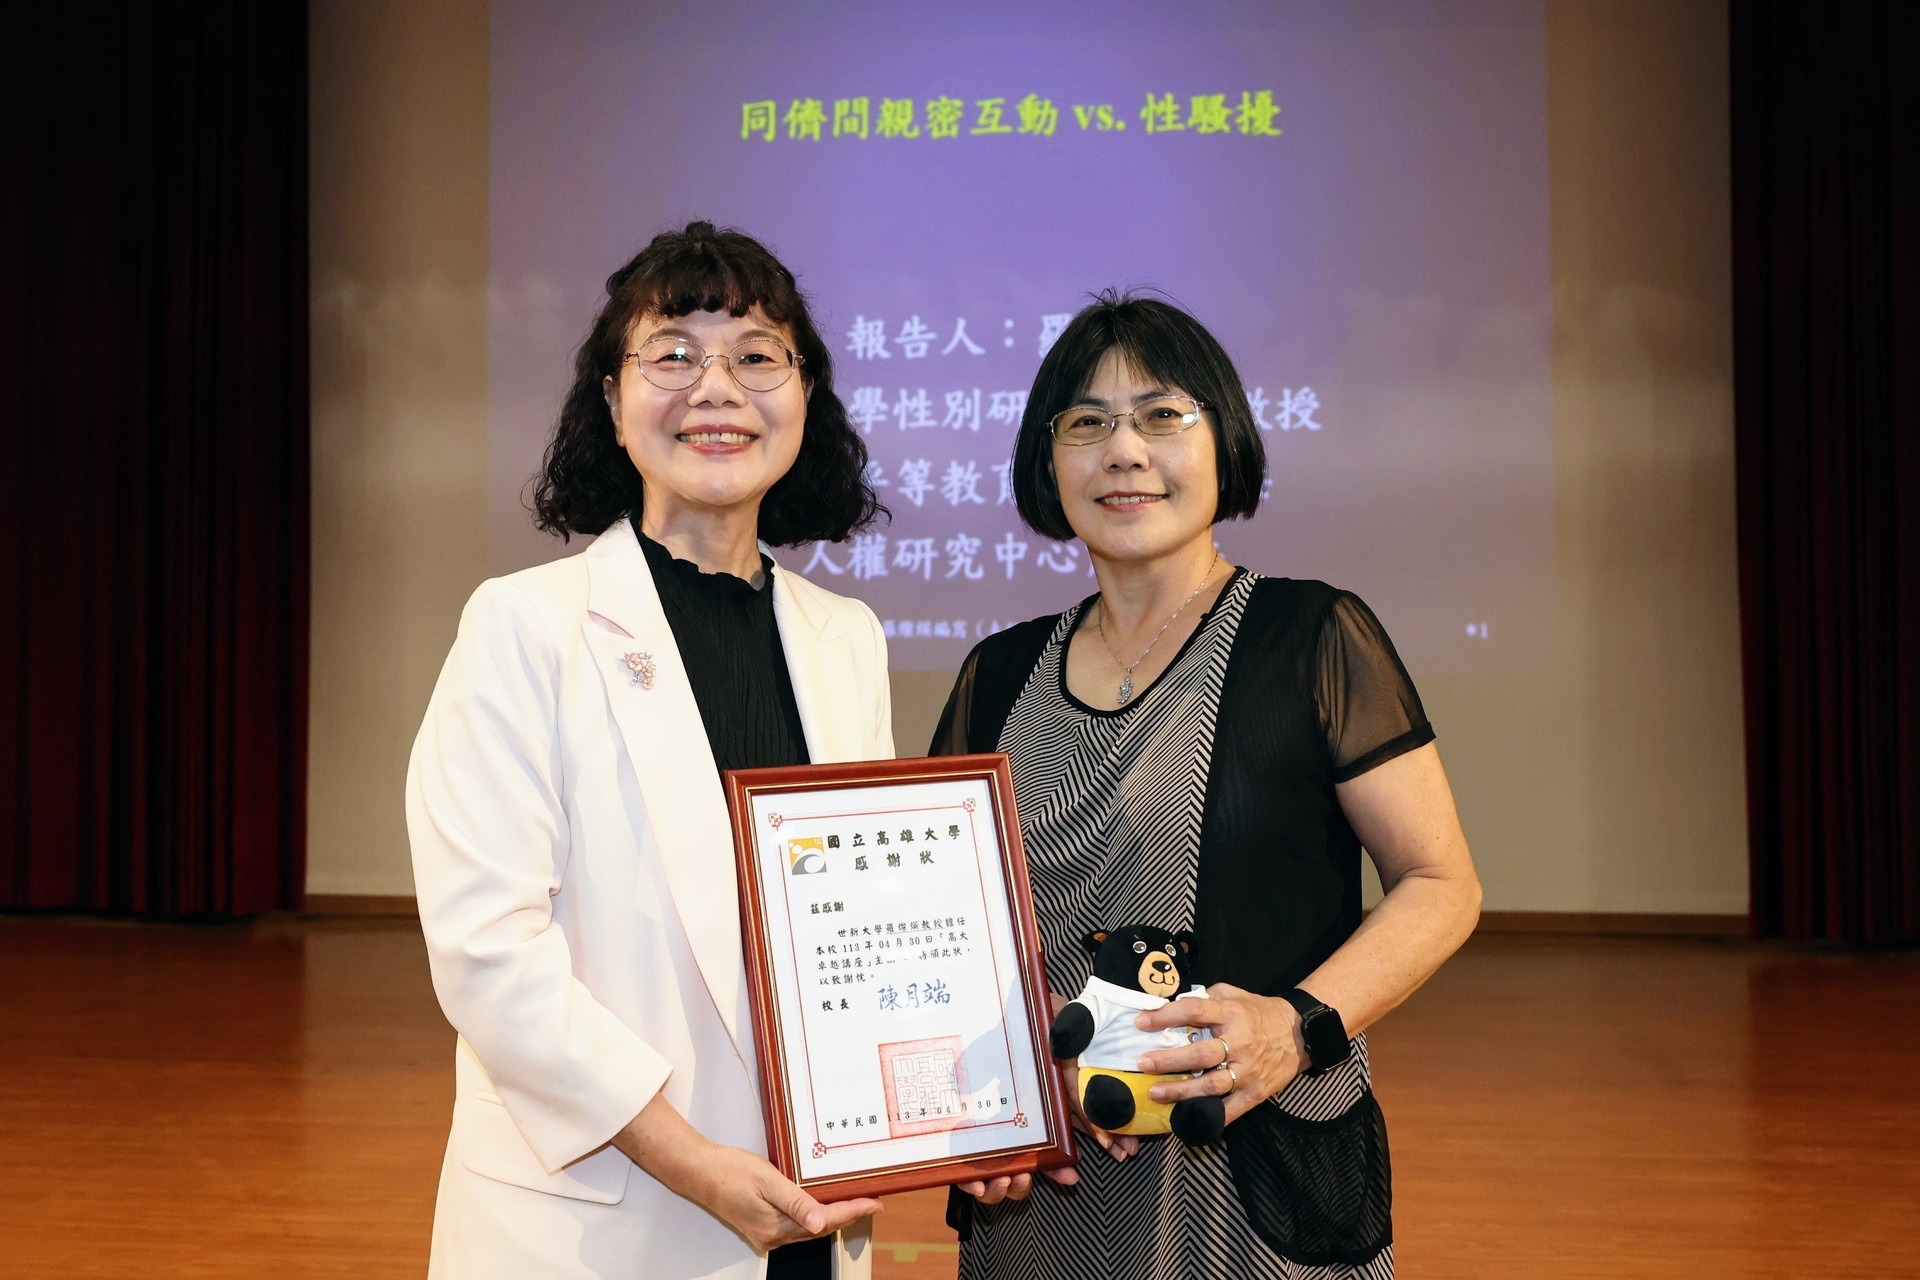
top-left (725, 753), bottom-right (1077, 1201)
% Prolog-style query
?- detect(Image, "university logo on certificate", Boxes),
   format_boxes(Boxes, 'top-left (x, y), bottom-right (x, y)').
top-left (725, 754), bottom-right (1076, 1199)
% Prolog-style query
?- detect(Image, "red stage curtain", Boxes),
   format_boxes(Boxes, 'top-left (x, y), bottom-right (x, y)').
top-left (0, 4), bottom-right (308, 915)
top-left (1732, 1), bottom-right (1919, 943)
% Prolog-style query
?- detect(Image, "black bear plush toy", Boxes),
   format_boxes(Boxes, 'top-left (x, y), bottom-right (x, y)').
top-left (1049, 925), bottom-right (1226, 1146)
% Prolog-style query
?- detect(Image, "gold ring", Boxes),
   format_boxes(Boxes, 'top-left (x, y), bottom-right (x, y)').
top-left (1222, 1065), bottom-right (1239, 1088)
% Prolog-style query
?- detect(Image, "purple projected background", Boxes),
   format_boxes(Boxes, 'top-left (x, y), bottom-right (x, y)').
top-left (489, 0), bottom-right (1551, 673)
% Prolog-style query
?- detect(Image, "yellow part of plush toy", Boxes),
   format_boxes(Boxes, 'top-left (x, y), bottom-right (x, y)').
top-left (1077, 1066), bottom-right (1180, 1136)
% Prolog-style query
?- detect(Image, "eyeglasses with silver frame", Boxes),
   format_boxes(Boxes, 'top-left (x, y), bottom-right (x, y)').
top-left (622, 337), bottom-right (804, 393)
top-left (1049, 395), bottom-right (1208, 445)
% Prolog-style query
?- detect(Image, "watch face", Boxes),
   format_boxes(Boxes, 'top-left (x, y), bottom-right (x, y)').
top-left (1302, 1005), bottom-right (1351, 1069)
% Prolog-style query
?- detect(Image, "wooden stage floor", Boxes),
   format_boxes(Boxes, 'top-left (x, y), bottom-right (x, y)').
top-left (1, 916), bottom-right (1915, 1278)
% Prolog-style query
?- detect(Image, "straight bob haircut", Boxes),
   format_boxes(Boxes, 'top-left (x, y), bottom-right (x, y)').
top-left (532, 221), bottom-right (885, 546)
top-left (1011, 291), bottom-right (1266, 543)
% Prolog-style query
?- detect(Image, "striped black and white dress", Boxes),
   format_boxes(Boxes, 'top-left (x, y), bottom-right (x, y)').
top-left (955, 570), bottom-right (1396, 1280)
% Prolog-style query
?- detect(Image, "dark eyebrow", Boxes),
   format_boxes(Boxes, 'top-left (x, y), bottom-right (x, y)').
top-left (640, 323), bottom-right (786, 345)
top-left (1066, 389), bottom-right (1177, 411)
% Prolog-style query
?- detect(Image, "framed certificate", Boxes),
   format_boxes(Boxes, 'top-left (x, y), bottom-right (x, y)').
top-left (725, 753), bottom-right (1077, 1200)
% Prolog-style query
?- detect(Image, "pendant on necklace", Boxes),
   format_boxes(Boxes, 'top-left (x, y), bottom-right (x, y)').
top-left (1116, 674), bottom-right (1135, 706)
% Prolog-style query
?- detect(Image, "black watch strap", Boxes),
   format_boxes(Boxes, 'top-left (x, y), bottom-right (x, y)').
top-left (1280, 987), bottom-right (1351, 1076)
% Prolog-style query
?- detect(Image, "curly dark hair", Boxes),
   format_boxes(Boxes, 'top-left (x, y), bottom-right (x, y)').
top-left (1010, 290), bottom-right (1267, 542)
top-left (531, 221), bottom-right (886, 545)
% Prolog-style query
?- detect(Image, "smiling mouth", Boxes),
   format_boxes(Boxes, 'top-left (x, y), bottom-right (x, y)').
top-left (678, 430), bottom-right (756, 445)
top-left (1097, 494), bottom-right (1164, 506)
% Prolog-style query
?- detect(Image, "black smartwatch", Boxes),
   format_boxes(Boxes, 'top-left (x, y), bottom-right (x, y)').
top-left (1280, 988), bottom-right (1351, 1076)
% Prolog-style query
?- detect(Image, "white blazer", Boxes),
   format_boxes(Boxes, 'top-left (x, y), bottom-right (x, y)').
top-left (408, 520), bottom-right (893, 1280)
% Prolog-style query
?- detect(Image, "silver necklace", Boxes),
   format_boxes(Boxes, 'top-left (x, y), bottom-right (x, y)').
top-left (1095, 551), bottom-right (1221, 706)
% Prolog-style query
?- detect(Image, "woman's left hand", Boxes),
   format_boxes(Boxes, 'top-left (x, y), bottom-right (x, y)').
top-left (1131, 984), bottom-right (1307, 1126)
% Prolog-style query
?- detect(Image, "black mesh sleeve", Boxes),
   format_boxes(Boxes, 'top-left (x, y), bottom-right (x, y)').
top-left (1313, 591), bottom-right (1434, 783)
top-left (926, 617), bottom-right (1057, 758)
top-left (927, 648), bottom-right (981, 757)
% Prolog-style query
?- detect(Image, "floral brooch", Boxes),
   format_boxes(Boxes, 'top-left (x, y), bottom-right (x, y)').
top-left (621, 651), bottom-right (656, 690)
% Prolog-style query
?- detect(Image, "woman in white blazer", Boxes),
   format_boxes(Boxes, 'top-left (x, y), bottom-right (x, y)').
top-left (408, 223), bottom-right (892, 1280)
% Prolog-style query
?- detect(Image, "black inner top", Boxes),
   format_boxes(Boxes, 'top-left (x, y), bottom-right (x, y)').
top-left (640, 531), bottom-right (822, 1277)
top-left (640, 531), bottom-right (810, 776)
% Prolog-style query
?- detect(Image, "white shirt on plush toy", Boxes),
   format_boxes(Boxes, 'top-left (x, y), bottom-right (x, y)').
top-left (1068, 977), bottom-right (1213, 1071)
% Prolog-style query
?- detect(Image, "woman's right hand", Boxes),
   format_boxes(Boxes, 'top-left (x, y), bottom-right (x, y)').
top-left (1057, 1058), bottom-right (1140, 1163)
top-left (957, 1059), bottom-right (1138, 1203)
top-left (686, 1143), bottom-right (883, 1252)
top-left (956, 996), bottom-right (1140, 1205)
top-left (614, 1094), bottom-right (881, 1252)
top-left (1047, 991), bottom-right (1139, 1165)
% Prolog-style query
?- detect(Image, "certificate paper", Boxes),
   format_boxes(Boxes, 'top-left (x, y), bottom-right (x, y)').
top-left (726, 754), bottom-right (1076, 1199)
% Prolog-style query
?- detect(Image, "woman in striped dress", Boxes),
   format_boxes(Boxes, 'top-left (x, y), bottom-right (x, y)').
top-left (930, 293), bottom-right (1483, 1279)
